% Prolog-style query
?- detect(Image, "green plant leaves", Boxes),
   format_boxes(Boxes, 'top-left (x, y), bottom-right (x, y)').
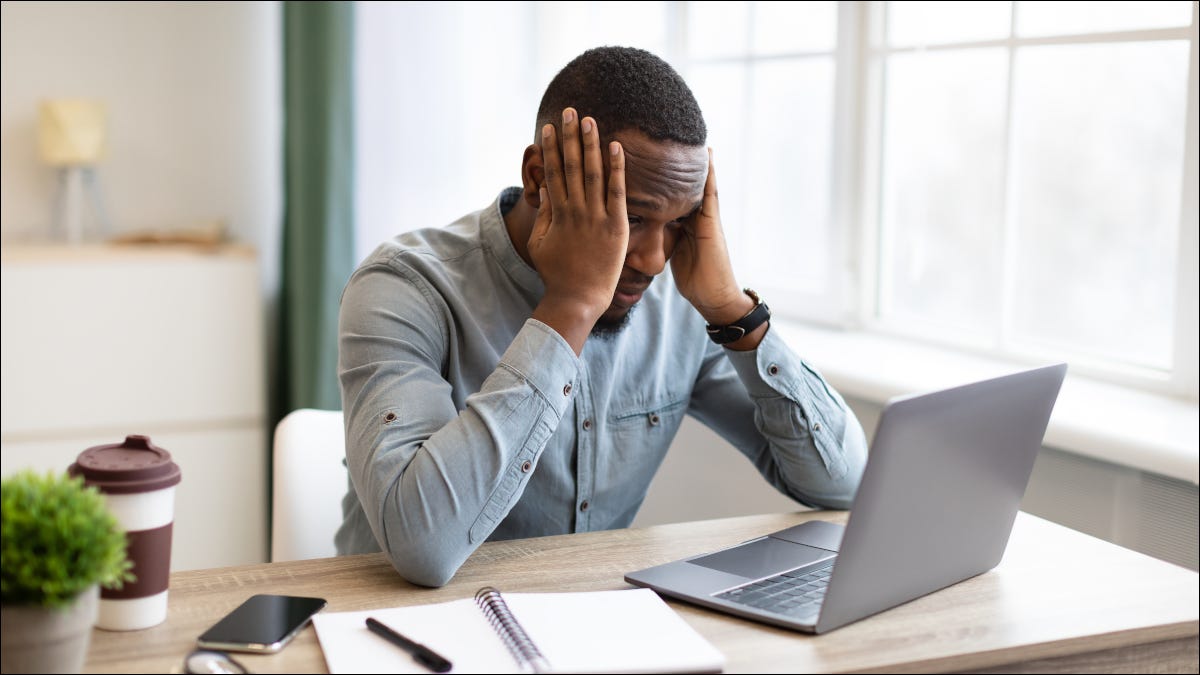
top-left (1, 470), bottom-right (134, 608)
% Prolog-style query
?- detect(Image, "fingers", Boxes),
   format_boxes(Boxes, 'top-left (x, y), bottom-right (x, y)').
top-left (560, 108), bottom-right (584, 205)
top-left (606, 141), bottom-right (627, 225)
top-left (540, 124), bottom-right (566, 211)
top-left (581, 116), bottom-right (604, 211)
top-left (544, 108), bottom-right (604, 213)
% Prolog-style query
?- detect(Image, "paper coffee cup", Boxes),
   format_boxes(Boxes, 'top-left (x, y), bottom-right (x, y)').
top-left (68, 434), bottom-right (181, 631)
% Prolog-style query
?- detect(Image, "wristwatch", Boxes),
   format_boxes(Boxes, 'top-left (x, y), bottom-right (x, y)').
top-left (705, 289), bottom-right (771, 345)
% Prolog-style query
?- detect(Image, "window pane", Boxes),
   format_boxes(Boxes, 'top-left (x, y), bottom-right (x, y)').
top-left (688, 1), bottom-right (749, 59)
top-left (752, 1), bottom-right (836, 54)
top-left (687, 63), bottom-right (750, 272)
top-left (888, 1), bottom-right (1012, 47)
top-left (1009, 42), bottom-right (1187, 369)
top-left (878, 49), bottom-right (1008, 335)
top-left (1017, 1), bottom-right (1193, 37)
top-left (744, 58), bottom-right (835, 292)
top-left (537, 1), bottom-right (670, 85)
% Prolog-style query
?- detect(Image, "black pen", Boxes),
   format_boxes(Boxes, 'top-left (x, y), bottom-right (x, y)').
top-left (365, 617), bottom-right (453, 673)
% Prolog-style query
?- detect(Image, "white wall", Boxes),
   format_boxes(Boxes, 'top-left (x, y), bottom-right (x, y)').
top-left (634, 398), bottom-right (882, 527)
top-left (0, 0), bottom-right (281, 288)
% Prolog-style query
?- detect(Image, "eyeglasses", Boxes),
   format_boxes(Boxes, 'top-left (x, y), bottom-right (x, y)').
top-left (183, 649), bottom-right (249, 674)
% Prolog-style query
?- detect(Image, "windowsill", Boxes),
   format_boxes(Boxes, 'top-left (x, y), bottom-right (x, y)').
top-left (773, 319), bottom-right (1200, 486)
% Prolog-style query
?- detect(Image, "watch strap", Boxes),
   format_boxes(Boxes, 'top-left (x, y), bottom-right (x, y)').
top-left (705, 289), bottom-right (771, 345)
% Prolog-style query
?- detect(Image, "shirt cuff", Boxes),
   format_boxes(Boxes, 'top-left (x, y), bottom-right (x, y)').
top-left (499, 318), bottom-right (583, 418)
top-left (724, 326), bottom-right (798, 399)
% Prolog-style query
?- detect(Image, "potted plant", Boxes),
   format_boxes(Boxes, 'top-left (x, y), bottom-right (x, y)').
top-left (1, 469), bottom-right (132, 674)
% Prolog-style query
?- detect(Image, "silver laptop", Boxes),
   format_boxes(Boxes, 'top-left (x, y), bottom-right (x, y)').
top-left (625, 363), bottom-right (1067, 634)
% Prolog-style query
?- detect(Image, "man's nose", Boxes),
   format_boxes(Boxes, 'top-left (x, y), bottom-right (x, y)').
top-left (625, 226), bottom-right (669, 277)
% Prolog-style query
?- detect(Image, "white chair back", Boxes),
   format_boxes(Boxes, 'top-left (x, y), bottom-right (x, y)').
top-left (271, 408), bottom-right (347, 562)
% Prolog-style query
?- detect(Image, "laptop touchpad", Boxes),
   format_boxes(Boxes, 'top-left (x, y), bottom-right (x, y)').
top-left (688, 537), bottom-right (835, 579)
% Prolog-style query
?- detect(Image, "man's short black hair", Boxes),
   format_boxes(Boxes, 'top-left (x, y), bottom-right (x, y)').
top-left (536, 46), bottom-right (707, 147)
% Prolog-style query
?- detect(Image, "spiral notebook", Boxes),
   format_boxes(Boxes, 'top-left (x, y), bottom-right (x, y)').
top-left (311, 587), bottom-right (725, 674)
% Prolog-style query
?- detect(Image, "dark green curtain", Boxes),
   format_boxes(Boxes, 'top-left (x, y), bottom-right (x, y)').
top-left (277, 1), bottom-right (355, 421)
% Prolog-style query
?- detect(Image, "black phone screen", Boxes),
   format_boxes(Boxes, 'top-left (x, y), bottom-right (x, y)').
top-left (197, 594), bottom-right (327, 653)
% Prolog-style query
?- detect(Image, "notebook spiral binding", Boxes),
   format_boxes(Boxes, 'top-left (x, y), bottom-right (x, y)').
top-left (474, 587), bottom-right (551, 674)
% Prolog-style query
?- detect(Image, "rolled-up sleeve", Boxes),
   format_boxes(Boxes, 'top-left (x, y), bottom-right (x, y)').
top-left (338, 262), bottom-right (579, 586)
top-left (688, 326), bottom-right (867, 509)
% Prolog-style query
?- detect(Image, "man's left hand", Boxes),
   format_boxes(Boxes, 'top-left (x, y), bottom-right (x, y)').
top-left (671, 149), bottom-right (759, 334)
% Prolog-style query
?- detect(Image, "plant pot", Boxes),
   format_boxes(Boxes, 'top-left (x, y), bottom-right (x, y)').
top-left (0, 584), bottom-right (99, 674)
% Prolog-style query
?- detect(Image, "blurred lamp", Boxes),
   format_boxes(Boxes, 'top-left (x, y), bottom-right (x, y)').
top-left (38, 99), bottom-right (111, 243)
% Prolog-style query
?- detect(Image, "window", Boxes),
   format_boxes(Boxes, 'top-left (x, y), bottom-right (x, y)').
top-left (867, 1), bottom-right (1198, 395)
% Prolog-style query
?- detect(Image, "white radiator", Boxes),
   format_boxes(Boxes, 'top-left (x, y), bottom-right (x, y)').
top-left (1023, 446), bottom-right (1198, 571)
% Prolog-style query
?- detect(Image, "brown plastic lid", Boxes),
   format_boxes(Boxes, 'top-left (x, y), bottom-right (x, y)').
top-left (68, 434), bottom-right (182, 494)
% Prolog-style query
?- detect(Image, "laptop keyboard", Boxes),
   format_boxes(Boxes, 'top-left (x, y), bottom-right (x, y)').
top-left (714, 564), bottom-right (833, 618)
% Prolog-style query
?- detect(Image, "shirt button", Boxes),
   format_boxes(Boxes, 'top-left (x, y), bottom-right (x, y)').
top-left (579, 500), bottom-right (590, 512)
top-left (813, 421), bottom-right (822, 432)
top-left (767, 364), bottom-right (780, 376)
top-left (563, 383), bottom-right (573, 396)
top-left (648, 413), bottom-right (661, 426)
top-left (384, 411), bottom-right (397, 423)
top-left (582, 418), bottom-right (593, 431)
top-left (521, 460), bottom-right (532, 473)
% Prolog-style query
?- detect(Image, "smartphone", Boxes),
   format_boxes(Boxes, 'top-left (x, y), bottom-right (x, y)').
top-left (196, 594), bottom-right (327, 653)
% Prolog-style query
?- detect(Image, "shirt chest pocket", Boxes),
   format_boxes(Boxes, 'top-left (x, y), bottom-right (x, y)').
top-left (607, 394), bottom-right (688, 435)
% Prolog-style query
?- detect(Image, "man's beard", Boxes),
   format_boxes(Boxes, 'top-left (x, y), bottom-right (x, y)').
top-left (590, 303), bottom-right (639, 340)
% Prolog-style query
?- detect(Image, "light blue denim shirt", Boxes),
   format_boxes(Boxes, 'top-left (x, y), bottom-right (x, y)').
top-left (336, 188), bottom-right (867, 586)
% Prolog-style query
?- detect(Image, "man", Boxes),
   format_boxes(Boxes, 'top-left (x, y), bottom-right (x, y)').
top-left (336, 46), bottom-right (867, 587)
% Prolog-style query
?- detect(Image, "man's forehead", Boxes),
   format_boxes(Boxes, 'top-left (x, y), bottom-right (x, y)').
top-left (608, 130), bottom-right (707, 212)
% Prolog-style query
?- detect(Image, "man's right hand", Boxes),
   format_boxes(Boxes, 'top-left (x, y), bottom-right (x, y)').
top-left (528, 107), bottom-right (629, 355)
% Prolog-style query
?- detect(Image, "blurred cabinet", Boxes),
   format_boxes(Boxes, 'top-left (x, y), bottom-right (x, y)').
top-left (0, 244), bottom-right (267, 570)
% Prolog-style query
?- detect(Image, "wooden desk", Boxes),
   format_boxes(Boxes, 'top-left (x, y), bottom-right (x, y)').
top-left (84, 511), bottom-right (1198, 674)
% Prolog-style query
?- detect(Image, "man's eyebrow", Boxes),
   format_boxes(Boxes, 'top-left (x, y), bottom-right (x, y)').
top-left (626, 197), bottom-right (661, 210)
top-left (625, 199), bottom-right (703, 217)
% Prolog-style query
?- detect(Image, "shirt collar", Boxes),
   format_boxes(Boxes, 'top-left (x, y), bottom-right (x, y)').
top-left (481, 187), bottom-right (543, 296)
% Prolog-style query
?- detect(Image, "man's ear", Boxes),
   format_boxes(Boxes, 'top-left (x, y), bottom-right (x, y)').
top-left (520, 144), bottom-right (545, 210)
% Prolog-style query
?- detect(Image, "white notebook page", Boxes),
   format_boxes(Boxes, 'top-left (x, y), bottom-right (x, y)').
top-left (312, 588), bottom-right (724, 674)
